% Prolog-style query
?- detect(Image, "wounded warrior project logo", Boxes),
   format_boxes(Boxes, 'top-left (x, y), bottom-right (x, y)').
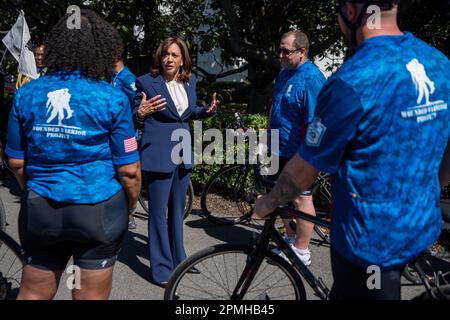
top-left (305, 117), bottom-right (326, 147)
top-left (32, 88), bottom-right (87, 139)
top-left (46, 88), bottom-right (73, 126)
top-left (401, 59), bottom-right (447, 123)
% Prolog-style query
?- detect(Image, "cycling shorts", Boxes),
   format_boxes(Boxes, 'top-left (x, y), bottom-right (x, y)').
top-left (19, 188), bottom-right (128, 271)
top-left (329, 247), bottom-right (403, 300)
top-left (268, 156), bottom-right (312, 196)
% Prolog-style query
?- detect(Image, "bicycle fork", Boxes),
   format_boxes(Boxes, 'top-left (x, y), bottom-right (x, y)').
top-left (230, 223), bottom-right (273, 300)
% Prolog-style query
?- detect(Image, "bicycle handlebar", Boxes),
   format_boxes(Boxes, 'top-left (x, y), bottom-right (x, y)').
top-left (231, 112), bottom-right (247, 131)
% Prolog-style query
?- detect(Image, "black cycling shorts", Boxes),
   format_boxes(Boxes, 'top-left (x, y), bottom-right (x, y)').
top-left (329, 247), bottom-right (403, 300)
top-left (19, 189), bottom-right (128, 271)
top-left (268, 156), bottom-right (312, 196)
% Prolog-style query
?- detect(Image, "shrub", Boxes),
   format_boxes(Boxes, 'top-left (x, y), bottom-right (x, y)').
top-left (190, 111), bottom-right (268, 192)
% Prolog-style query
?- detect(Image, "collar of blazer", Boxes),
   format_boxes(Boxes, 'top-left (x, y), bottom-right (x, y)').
top-left (151, 74), bottom-right (196, 119)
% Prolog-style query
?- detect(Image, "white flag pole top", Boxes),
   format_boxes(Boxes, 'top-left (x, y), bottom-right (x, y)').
top-left (1, 10), bottom-right (39, 79)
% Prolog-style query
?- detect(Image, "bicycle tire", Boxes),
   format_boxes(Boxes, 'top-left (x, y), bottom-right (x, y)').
top-left (138, 172), bottom-right (193, 220)
top-left (164, 244), bottom-right (306, 300)
top-left (402, 263), bottom-right (422, 284)
top-left (0, 196), bottom-right (5, 233)
top-left (0, 230), bottom-right (24, 300)
top-left (201, 165), bottom-right (254, 225)
top-left (415, 284), bottom-right (450, 300)
top-left (184, 182), bottom-right (194, 219)
top-left (314, 224), bottom-right (330, 243)
top-left (311, 172), bottom-right (332, 219)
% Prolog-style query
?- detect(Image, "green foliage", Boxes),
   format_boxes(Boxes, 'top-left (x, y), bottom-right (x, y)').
top-left (0, 0), bottom-right (170, 75)
top-left (399, 0), bottom-right (449, 57)
top-left (196, 80), bottom-right (244, 104)
top-left (190, 112), bottom-right (268, 191)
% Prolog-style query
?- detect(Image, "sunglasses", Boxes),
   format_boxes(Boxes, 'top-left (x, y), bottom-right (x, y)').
top-left (277, 47), bottom-right (302, 56)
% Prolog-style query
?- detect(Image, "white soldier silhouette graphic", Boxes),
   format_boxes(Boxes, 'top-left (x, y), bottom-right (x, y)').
top-left (406, 58), bottom-right (435, 105)
top-left (46, 88), bottom-right (74, 126)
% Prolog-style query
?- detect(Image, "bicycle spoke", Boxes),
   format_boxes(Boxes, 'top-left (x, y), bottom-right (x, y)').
top-left (170, 246), bottom-right (302, 300)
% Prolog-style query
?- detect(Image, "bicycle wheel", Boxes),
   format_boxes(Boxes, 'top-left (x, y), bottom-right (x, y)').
top-left (415, 284), bottom-right (450, 300)
top-left (201, 165), bottom-right (254, 225)
top-left (184, 181), bottom-right (194, 219)
top-left (402, 263), bottom-right (422, 284)
top-left (0, 231), bottom-right (23, 300)
top-left (0, 196), bottom-right (5, 233)
top-left (164, 244), bottom-right (306, 300)
top-left (311, 172), bottom-right (332, 218)
top-left (311, 173), bottom-right (332, 242)
top-left (314, 224), bottom-right (330, 243)
top-left (138, 170), bottom-right (149, 213)
top-left (139, 172), bottom-right (193, 220)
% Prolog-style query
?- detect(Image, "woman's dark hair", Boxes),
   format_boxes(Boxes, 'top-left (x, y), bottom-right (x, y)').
top-left (151, 37), bottom-right (192, 82)
top-left (44, 9), bottom-right (123, 80)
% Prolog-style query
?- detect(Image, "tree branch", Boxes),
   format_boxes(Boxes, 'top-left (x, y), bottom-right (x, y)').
top-left (220, 0), bottom-right (242, 56)
top-left (309, 31), bottom-right (341, 58)
top-left (195, 64), bottom-right (249, 81)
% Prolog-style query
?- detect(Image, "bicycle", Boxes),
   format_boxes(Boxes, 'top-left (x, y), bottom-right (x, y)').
top-left (0, 197), bottom-right (24, 300)
top-left (164, 206), bottom-right (331, 300)
top-left (164, 205), bottom-right (450, 300)
top-left (0, 190), bottom-right (5, 233)
top-left (200, 113), bottom-right (332, 226)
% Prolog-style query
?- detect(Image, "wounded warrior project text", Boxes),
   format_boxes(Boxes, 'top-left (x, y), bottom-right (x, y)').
top-left (33, 125), bottom-right (87, 139)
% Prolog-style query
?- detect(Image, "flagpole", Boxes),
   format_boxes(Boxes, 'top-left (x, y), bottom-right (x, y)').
top-left (0, 50), bottom-right (7, 71)
top-left (19, 11), bottom-right (25, 76)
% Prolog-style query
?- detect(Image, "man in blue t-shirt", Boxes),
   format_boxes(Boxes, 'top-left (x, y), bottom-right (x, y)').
top-left (112, 59), bottom-right (137, 108)
top-left (254, 0), bottom-right (450, 299)
top-left (269, 30), bottom-right (326, 266)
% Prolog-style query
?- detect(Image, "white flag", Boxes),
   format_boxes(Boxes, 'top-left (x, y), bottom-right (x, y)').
top-left (2, 11), bottom-right (38, 79)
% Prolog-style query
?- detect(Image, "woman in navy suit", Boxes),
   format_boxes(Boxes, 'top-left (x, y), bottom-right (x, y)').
top-left (133, 37), bottom-right (219, 286)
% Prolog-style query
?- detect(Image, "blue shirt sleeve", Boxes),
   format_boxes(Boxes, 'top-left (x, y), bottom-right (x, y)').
top-left (5, 93), bottom-right (26, 159)
top-left (118, 73), bottom-right (137, 107)
top-left (301, 77), bottom-right (324, 125)
top-left (110, 94), bottom-right (139, 165)
top-left (298, 77), bottom-right (365, 173)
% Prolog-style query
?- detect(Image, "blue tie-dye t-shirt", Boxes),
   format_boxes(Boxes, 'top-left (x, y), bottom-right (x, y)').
top-left (6, 71), bottom-right (139, 204)
top-left (299, 32), bottom-right (450, 269)
top-left (112, 66), bottom-right (137, 107)
top-left (270, 60), bottom-right (326, 158)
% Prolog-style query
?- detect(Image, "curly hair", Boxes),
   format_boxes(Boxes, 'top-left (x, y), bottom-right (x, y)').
top-left (151, 37), bottom-right (192, 82)
top-left (44, 9), bottom-right (123, 80)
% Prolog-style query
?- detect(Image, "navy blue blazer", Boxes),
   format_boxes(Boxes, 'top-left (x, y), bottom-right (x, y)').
top-left (133, 73), bottom-right (210, 173)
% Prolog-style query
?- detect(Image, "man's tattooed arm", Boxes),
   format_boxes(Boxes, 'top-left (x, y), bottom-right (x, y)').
top-left (265, 154), bottom-right (319, 208)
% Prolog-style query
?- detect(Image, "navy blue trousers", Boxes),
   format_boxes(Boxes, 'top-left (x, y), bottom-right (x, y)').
top-left (145, 165), bottom-right (191, 284)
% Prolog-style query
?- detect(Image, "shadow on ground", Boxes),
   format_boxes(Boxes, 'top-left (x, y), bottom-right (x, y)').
top-left (0, 175), bottom-right (22, 199)
top-left (117, 230), bottom-right (152, 283)
top-left (185, 209), bottom-right (258, 246)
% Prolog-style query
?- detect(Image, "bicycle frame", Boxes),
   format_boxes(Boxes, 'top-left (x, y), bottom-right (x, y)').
top-left (0, 229), bottom-right (24, 258)
top-left (230, 206), bottom-right (332, 300)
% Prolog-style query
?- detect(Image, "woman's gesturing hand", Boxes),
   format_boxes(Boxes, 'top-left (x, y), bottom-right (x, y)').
top-left (206, 92), bottom-right (220, 113)
top-left (137, 93), bottom-right (167, 119)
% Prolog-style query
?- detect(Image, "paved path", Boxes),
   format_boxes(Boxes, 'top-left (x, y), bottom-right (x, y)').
top-left (0, 175), bottom-right (426, 300)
